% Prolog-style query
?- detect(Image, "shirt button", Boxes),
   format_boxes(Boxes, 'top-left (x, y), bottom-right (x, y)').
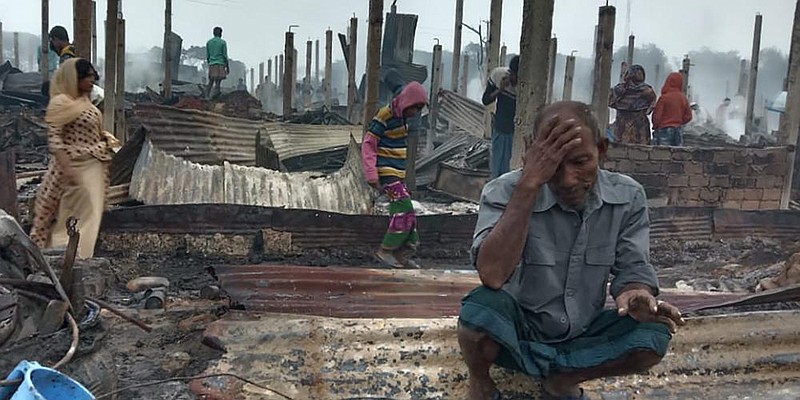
top-left (567, 289), bottom-right (575, 296)
top-left (560, 317), bottom-right (567, 324)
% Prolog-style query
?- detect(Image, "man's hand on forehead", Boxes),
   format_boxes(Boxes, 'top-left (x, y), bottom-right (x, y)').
top-left (520, 115), bottom-right (583, 189)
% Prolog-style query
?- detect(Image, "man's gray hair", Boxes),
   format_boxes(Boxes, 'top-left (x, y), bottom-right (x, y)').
top-left (531, 101), bottom-right (604, 143)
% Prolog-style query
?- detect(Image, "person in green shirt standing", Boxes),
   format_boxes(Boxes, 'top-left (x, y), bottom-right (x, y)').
top-left (205, 26), bottom-right (229, 99)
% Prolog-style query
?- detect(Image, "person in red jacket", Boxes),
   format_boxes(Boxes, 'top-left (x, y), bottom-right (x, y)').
top-left (652, 72), bottom-right (692, 146)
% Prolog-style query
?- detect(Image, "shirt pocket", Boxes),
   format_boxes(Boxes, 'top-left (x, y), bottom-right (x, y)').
top-left (584, 245), bottom-right (614, 308)
top-left (523, 239), bottom-right (557, 267)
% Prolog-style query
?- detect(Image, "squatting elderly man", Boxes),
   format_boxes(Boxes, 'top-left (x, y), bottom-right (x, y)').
top-left (458, 101), bottom-right (685, 400)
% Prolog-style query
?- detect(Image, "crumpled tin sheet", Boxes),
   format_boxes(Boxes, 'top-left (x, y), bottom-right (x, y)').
top-left (192, 310), bottom-right (800, 399)
top-left (129, 137), bottom-right (373, 214)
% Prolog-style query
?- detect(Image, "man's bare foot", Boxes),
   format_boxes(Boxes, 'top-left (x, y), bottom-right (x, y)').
top-left (466, 377), bottom-right (498, 400)
top-left (542, 377), bottom-right (583, 399)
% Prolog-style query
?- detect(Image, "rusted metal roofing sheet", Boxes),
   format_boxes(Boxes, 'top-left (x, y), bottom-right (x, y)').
top-left (713, 208), bottom-right (800, 240)
top-left (132, 103), bottom-right (263, 166)
top-left (264, 122), bottom-right (362, 160)
top-left (194, 310), bottom-right (800, 399)
top-left (214, 264), bottom-right (757, 319)
top-left (650, 207), bottom-right (714, 241)
top-left (128, 138), bottom-right (373, 214)
top-left (131, 104), bottom-right (362, 166)
top-left (438, 89), bottom-right (485, 138)
top-left (430, 163), bottom-right (490, 203)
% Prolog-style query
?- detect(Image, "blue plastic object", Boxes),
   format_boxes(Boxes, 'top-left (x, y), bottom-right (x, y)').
top-left (0, 361), bottom-right (94, 400)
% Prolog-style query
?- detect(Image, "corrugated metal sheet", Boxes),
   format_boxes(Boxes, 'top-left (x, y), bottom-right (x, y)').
top-left (430, 163), bottom-right (490, 203)
top-left (214, 264), bottom-right (751, 318)
top-left (713, 209), bottom-right (800, 240)
top-left (131, 104), bottom-right (362, 166)
top-left (194, 310), bottom-right (800, 399)
top-left (132, 104), bottom-right (263, 166)
top-left (129, 138), bottom-right (373, 214)
top-left (415, 133), bottom-right (480, 187)
top-left (264, 123), bottom-right (362, 160)
top-left (438, 89), bottom-right (485, 138)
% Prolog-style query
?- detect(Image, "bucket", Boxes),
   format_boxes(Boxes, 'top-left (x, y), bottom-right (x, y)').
top-left (0, 361), bottom-right (94, 400)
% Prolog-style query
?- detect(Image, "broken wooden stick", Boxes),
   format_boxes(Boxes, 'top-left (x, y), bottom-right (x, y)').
top-left (87, 297), bottom-right (153, 333)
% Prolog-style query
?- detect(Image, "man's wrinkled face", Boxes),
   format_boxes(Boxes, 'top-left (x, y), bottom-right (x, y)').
top-left (541, 108), bottom-right (606, 208)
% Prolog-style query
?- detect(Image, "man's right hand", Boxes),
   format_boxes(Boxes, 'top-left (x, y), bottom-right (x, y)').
top-left (520, 116), bottom-right (583, 189)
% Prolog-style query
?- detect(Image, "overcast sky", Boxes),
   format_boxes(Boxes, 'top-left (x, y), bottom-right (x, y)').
top-left (1, 0), bottom-right (796, 72)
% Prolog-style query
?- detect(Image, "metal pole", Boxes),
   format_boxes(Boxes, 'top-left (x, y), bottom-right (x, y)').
top-left (283, 31), bottom-right (294, 117)
top-left (746, 13), bottom-right (763, 136)
top-left (591, 5), bottom-right (616, 130)
top-left (325, 29), bottom-right (333, 108)
top-left (452, 0), bottom-right (464, 92)
top-left (512, 0), bottom-right (554, 169)
top-left (41, 0), bottom-right (49, 81)
top-left (563, 53), bottom-right (575, 101)
top-left (163, 0), bottom-right (172, 98)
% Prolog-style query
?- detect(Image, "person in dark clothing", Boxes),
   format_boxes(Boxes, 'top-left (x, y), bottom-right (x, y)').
top-left (482, 56), bottom-right (519, 179)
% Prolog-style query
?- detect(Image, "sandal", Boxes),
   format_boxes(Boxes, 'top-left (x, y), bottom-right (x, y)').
top-left (374, 251), bottom-right (404, 269)
top-left (540, 387), bottom-right (589, 400)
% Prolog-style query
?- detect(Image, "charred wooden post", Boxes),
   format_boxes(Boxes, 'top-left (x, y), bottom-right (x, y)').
top-left (363, 0), bottom-right (384, 131)
top-left (325, 29), bottom-right (333, 108)
top-left (73, 0), bottom-right (93, 59)
top-left (0, 22), bottom-right (4, 64)
top-left (746, 13), bottom-right (763, 136)
top-left (563, 53), bottom-right (575, 101)
top-left (91, 0), bottom-right (97, 65)
top-left (347, 16), bottom-right (359, 122)
top-left (681, 56), bottom-right (691, 95)
top-left (781, 0), bottom-right (800, 208)
top-left (591, 5), bottom-right (615, 131)
top-left (511, 0), bottom-right (554, 169)
top-left (13, 32), bottom-right (19, 67)
top-left (738, 59), bottom-right (749, 97)
top-left (283, 31), bottom-right (295, 117)
top-left (41, 0), bottom-right (50, 81)
top-left (0, 149), bottom-right (17, 220)
top-left (627, 34), bottom-right (635, 66)
top-left (546, 37), bottom-right (557, 103)
top-left (451, 0), bottom-right (464, 92)
top-left (428, 42), bottom-right (443, 153)
top-left (315, 39), bottom-right (320, 84)
top-left (114, 17), bottom-right (126, 142)
top-left (163, 0), bottom-right (173, 99)
top-left (461, 54), bottom-right (470, 96)
top-left (484, 0), bottom-right (503, 138)
top-left (500, 44), bottom-right (507, 66)
top-left (103, 0), bottom-right (118, 136)
top-left (279, 54), bottom-right (284, 90)
top-left (305, 39), bottom-right (312, 108)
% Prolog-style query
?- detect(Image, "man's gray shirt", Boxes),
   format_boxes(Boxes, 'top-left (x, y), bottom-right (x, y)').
top-left (471, 169), bottom-right (659, 343)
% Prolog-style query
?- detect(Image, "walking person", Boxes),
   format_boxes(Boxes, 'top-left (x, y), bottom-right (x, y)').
top-left (30, 59), bottom-right (119, 259)
top-left (205, 27), bottom-right (229, 99)
top-left (652, 72), bottom-right (692, 146)
top-left (609, 65), bottom-right (657, 144)
top-left (482, 56), bottom-right (519, 179)
top-left (361, 82), bottom-right (428, 269)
